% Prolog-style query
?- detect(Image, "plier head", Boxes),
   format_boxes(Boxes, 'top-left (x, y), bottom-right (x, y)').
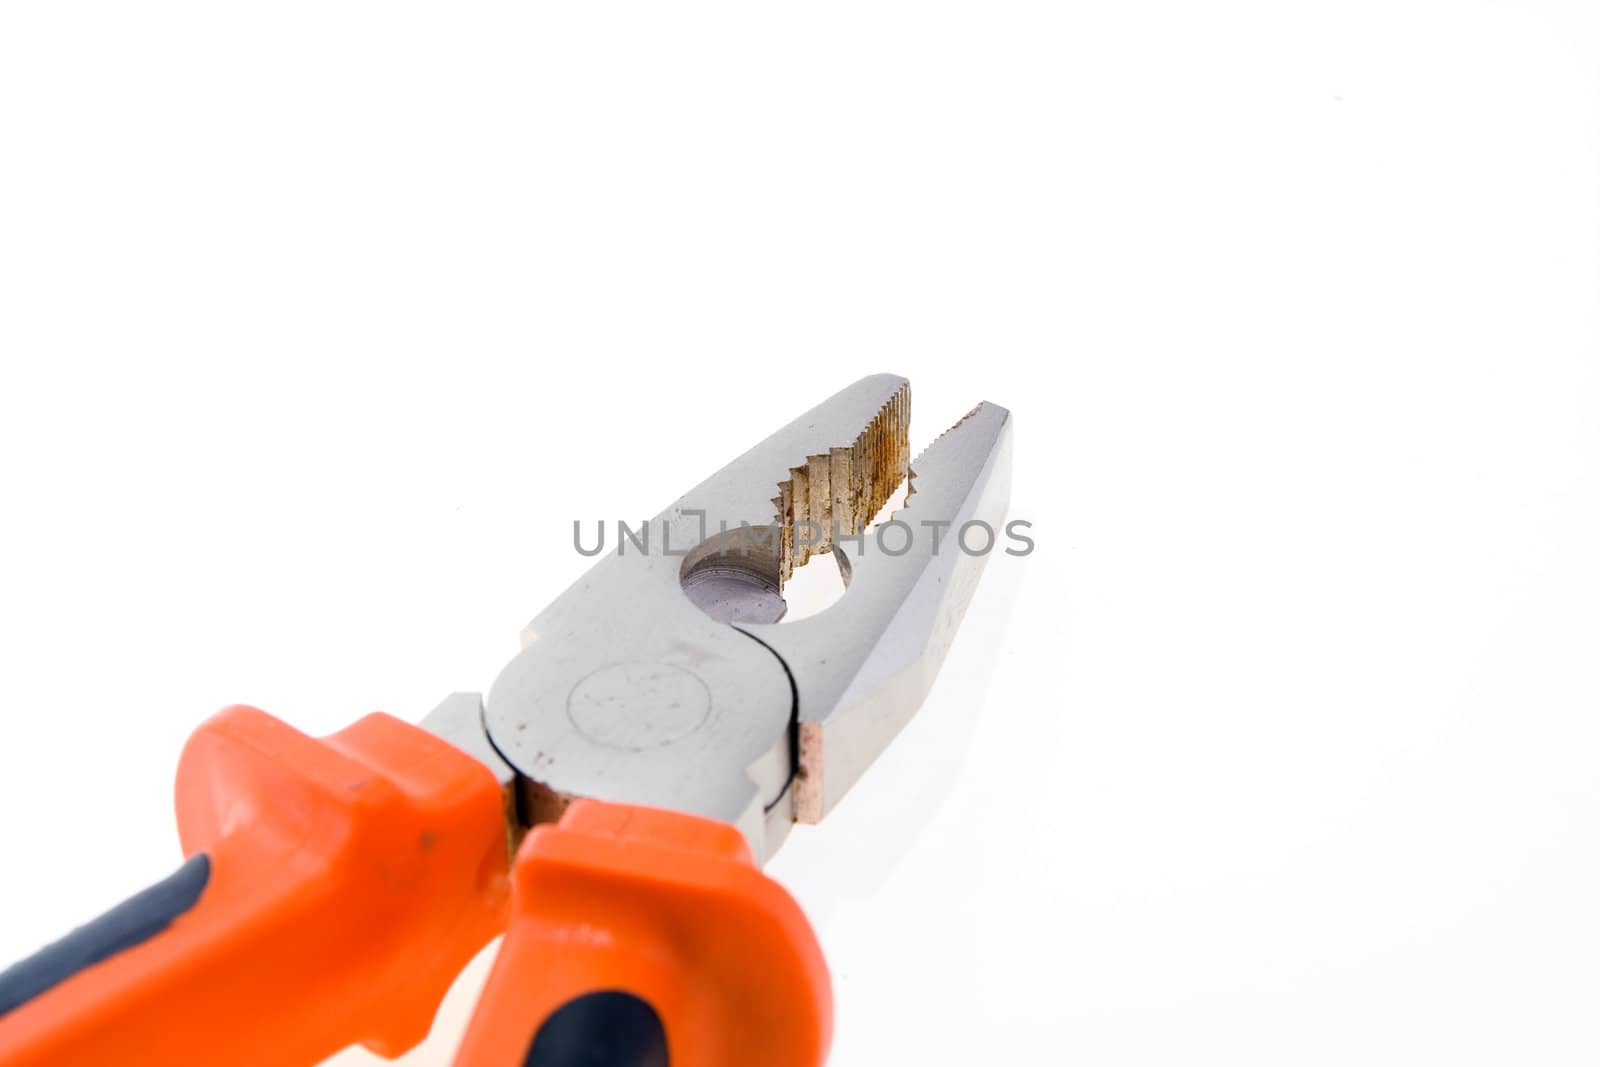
top-left (474, 374), bottom-right (1013, 860)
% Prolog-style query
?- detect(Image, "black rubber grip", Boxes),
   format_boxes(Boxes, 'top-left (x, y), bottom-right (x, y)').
top-left (524, 990), bottom-right (669, 1067)
top-left (0, 853), bottom-right (211, 1018)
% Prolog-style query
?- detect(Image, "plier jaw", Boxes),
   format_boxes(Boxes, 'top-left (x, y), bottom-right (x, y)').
top-left (485, 373), bottom-right (1013, 861)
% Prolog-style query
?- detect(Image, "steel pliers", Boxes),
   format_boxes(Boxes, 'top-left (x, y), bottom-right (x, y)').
top-left (0, 374), bottom-right (1013, 1067)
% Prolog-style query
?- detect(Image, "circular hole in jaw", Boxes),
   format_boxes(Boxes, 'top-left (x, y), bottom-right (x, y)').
top-left (678, 522), bottom-right (851, 625)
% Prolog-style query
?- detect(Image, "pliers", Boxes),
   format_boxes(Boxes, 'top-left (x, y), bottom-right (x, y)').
top-left (0, 374), bottom-right (1013, 1067)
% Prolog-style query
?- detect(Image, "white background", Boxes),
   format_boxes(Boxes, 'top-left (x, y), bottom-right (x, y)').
top-left (2, 2), bottom-right (1598, 1064)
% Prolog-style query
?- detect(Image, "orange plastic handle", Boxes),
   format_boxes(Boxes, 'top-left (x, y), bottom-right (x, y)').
top-left (455, 799), bottom-right (832, 1067)
top-left (0, 705), bottom-right (511, 1067)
